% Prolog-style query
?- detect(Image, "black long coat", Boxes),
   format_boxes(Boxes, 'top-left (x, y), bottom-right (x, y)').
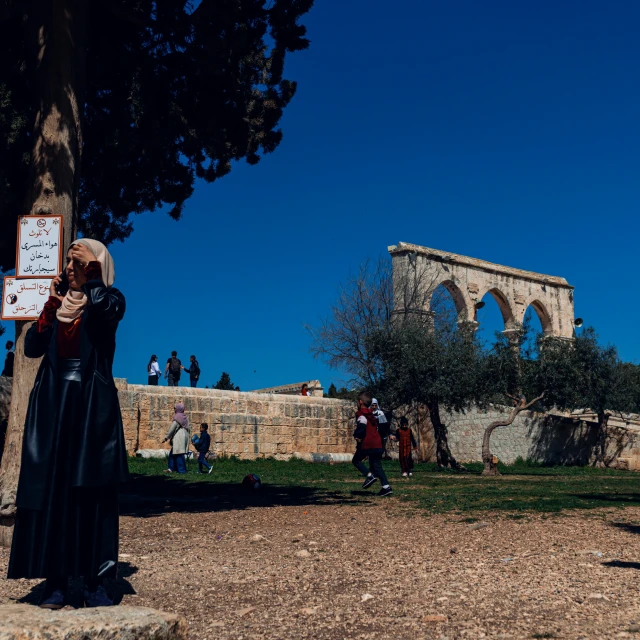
top-left (16, 278), bottom-right (129, 511)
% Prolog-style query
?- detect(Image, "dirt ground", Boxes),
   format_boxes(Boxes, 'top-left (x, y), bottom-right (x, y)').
top-left (2, 498), bottom-right (640, 639)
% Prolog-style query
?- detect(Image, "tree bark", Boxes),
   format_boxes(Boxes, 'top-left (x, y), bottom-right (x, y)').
top-left (426, 399), bottom-right (465, 471)
top-left (0, 0), bottom-right (84, 547)
top-left (481, 394), bottom-right (544, 476)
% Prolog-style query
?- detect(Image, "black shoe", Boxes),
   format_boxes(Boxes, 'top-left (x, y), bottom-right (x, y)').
top-left (377, 486), bottom-right (393, 497)
top-left (84, 585), bottom-right (114, 607)
top-left (39, 589), bottom-right (66, 610)
top-left (362, 475), bottom-right (378, 489)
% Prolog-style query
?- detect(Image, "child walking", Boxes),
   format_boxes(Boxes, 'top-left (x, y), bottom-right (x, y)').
top-left (192, 423), bottom-right (213, 474)
top-left (392, 416), bottom-right (418, 477)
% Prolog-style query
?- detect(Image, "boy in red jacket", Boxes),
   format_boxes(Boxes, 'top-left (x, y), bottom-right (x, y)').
top-left (352, 392), bottom-right (393, 497)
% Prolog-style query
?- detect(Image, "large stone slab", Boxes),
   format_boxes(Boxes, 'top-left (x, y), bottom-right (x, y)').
top-left (0, 604), bottom-right (187, 640)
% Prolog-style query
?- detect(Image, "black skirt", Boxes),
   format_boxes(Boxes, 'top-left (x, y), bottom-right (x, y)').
top-left (8, 360), bottom-right (119, 580)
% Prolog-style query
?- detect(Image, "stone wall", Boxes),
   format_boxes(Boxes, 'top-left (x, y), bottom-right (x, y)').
top-left (116, 380), bottom-right (354, 459)
top-left (441, 406), bottom-right (640, 468)
top-left (3, 376), bottom-right (640, 467)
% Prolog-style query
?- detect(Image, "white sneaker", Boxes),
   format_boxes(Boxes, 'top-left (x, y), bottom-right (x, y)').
top-left (408, 472), bottom-right (413, 477)
top-left (402, 472), bottom-right (408, 478)
top-left (208, 466), bottom-right (214, 474)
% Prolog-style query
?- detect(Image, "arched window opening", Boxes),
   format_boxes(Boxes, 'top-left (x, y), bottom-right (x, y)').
top-left (475, 290), bottom-right (508, 348)
top-left (430, 280), bottom-right (468, 329)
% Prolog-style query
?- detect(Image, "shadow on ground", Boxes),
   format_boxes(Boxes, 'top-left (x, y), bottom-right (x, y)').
top-left (16, 562), bottom-right (138, 607)
top-left (572, 493), bottom-right (640, 506)
top-left (609, 521), bottom-right (640, 535)
top-left (602, 560), bottom-right (640, 570)
top-left (119, 474), bottom-right (368, 518)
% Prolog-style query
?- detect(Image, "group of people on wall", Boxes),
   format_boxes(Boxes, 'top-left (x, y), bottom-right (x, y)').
top-left (147, 351), bottom-right (201, 387)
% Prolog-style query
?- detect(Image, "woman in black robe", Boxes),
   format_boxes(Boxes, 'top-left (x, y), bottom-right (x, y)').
top-left (7, 238), bottom-right (128, 608)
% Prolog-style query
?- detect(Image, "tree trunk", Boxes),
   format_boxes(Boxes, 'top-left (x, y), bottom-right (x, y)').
top-left (426, 400), bottom-right (464, 471)
top-left (591, 412), bottom-right (610, 468)
top-left (0, 0), bottom-right (84, 547)
top-left (481, 394), bottom-right (544, 476)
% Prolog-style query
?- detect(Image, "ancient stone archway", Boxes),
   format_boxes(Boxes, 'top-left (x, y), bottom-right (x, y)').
top-left (389, 242), bottom-right (575, 338)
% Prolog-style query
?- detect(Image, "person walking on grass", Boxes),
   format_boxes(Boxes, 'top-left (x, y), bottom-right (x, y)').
top-left (391, 416), bottom-right (418, 477)
top-left (147, 354), bottom-right (162, 385)
top-left (352, 392), bottom-right (392, 497)
top-left (182, 355), bottom-right (201, 388)
top-left (371, 398), bottom-right (390, 459)
top-left (165, 350), bottom-right (182, 386)
top-left (162, 403), bottom-right (190, 473)
top-left (191, 423), bottom-right (213, 474)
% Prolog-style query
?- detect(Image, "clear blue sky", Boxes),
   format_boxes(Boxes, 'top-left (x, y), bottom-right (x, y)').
top-left (3, 0), bottom-right (639, 389)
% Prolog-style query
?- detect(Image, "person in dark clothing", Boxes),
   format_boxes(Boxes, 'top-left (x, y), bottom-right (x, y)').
top-left (192, 423), bottom-right (213, 474)
top-left (2, 341), bottom-right (14, 377)
top-left (165, 351), bottom-right (181, 386)
top-left (8, 239), bottom-right (128, 609)
top-left (391, 416), bottom-right (418, 477)
top-left (352, 392), bottom-right (392, 497)
top-left (182, 355), bottom-right (201, 388)
top-left (0, 418), bottom-right (7, 465)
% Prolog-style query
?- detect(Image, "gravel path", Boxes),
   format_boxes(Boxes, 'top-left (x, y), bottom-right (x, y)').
top-left (2, 501), bottom-right (640, 639)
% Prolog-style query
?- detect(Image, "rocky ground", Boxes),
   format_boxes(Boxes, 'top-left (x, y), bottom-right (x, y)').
top-left (2, 483), bottom-right (640, 639)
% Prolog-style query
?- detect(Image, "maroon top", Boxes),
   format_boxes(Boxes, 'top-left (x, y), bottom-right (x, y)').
top-left (357, 406), bottom-right (383, 451)
top-left (37, 262), bottom-right (103, 359)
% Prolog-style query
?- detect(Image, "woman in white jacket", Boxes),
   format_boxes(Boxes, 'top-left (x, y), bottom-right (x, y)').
top-left (147, 355), bottom-right (162, 385)
top-left (162, 403), bottom-right (190, 473)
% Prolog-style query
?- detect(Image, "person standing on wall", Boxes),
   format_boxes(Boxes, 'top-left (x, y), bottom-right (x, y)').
top-left (162, 403), bottom-right (190, 473)
top-left (147, 354), bottom-right (162, 385)
top-left (2, 340), bottom-right (14, 377)
top-left (301, 383), bottom-right (311, 396)
top-left (165, 350), bottom-right (182, 386)
top-left (182, 355), bottom-right (201, 388)
top-left (7, 239), bottom-right (128, 609)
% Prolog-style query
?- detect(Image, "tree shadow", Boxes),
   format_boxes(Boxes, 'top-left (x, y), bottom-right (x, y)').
top-left (119, 473), bottom-right (368, 518)
top-left (570, 493), bottom-right (640, 506)
top-left (602, 560), bottom-right (640, 570)
top-left (609, 521), bottom-right (640, 535)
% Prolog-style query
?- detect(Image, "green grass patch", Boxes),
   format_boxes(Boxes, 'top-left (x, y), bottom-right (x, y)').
top-left (125, 456), bottom-right (640, 516)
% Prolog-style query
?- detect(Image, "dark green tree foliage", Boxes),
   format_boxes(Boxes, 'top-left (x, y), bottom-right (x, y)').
top-left (0, 0), bottom-right (313, 270)
top-left (214, 371), bottom-right (235, 391)
top-left (326, 383), bottom-right (337, 398)
top-left (369, 318), bottom-right (484, 469)
top-left (533, 328), bottom-right (640, 465)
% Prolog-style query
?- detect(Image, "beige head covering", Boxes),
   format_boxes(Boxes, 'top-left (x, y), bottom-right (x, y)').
top-left (56, 238), bottom-right (115, 324)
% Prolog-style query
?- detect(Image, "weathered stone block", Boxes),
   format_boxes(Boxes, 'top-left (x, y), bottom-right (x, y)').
top-left (0, 604), bottom-right (187, 640)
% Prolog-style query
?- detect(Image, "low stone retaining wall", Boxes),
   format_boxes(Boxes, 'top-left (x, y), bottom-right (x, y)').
top-left (3, 376), bottom-right (640, 467)
top-left (117, 381), bottom-right (354, 459)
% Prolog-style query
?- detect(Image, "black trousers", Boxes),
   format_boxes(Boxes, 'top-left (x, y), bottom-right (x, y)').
top-left (353, 449), bottom-right (389, 487)
top-left (148, 375), bottom-right (159, 385)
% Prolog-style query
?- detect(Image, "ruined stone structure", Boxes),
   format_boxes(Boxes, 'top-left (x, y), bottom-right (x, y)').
top-left (388, 242), bottom-right (576, 337)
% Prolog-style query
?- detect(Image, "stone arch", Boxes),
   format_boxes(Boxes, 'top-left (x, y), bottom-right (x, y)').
top-left (478, 287), bottom-right (516, 329)
top-left (430, 279), bottom-right (470, 322)
top-left (525, 299), bottom-right (553, 335)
